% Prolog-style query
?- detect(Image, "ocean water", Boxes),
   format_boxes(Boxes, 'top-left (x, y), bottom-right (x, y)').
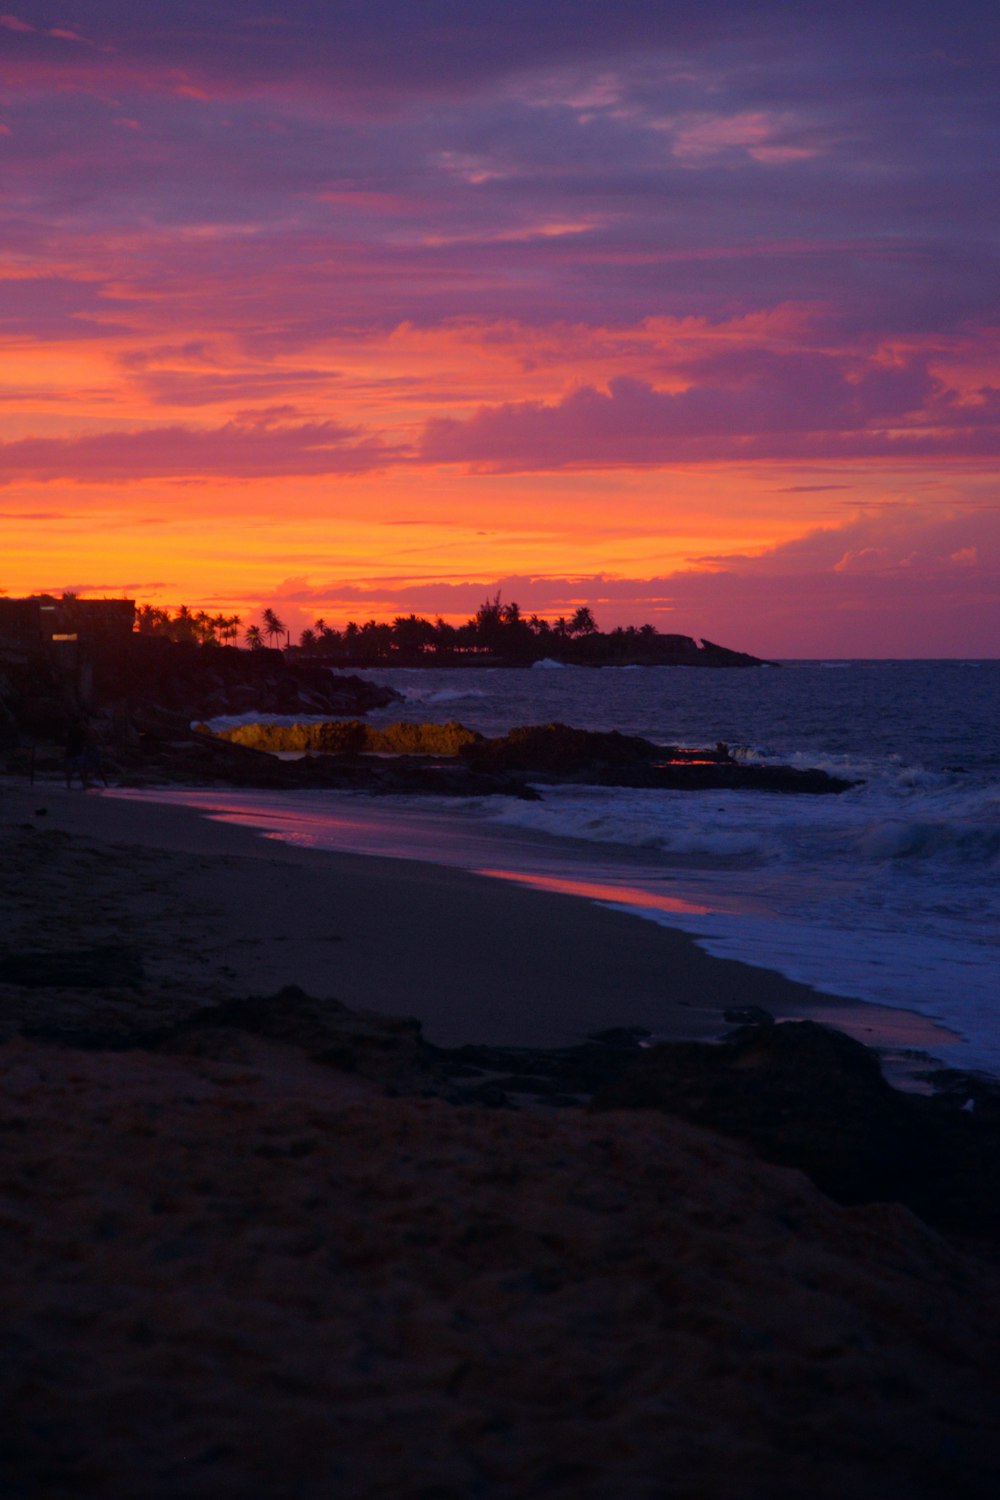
top-left (190, 660), bottom-right (999, 1073)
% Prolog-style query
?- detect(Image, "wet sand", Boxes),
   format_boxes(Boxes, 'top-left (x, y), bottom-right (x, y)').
top-left (2, 778), bottom-right (998, 1498)
top-left (0, 780), bottom-right (961, 1060)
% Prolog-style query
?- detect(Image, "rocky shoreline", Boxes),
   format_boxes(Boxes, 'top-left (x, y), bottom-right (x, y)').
top-left (3, 635), bottom-right (853, 798)
top-left (104, 718), bottom-right (854, 797)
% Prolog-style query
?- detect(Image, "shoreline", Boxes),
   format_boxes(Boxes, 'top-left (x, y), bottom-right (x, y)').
top-left (0, 777), bottom-right (964, 1072)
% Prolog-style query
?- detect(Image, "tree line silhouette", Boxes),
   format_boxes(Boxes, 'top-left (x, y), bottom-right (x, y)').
top-left (132, 594), bottom-right (674, 664)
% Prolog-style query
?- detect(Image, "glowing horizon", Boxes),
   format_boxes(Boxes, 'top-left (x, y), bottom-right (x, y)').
top-left (2, 2), bottom-right (997, 657)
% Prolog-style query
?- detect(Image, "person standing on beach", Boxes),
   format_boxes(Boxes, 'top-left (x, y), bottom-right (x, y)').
top-left (64, 719), bottom-right (87, 789)
top-left (81, 721), bottom-right (108, 789)
top-left (65, 719), bottom-right (107, 790)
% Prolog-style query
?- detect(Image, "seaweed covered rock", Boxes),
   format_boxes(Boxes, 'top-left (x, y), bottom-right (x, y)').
top-left (371, 720), bottom-right (482, 754)
top-left (214, 718), bottom-right (482, 755)
top-left (215, 719), bottom-right (369, 754)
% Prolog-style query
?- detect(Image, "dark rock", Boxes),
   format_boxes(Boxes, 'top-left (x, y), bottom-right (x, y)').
top-left (457, 723), bottom-right (856, 794)
top-left (0, 946), bottom-right (144, 989)
top-left (915, 1068), bottom-right (1000, 1126)
top-left (0, 637), bottom-right (401, 761)
top-left (16, 980), bottom-right (1000, 1243)
top-left (592, 1020), bottom-right (1000, 1242)
top-left (100, 640), bottom-right (400, 721)
top-left (461, 722), bottom-right (663, 774)
top-left (722, 1005), bottom-right (775, 1028)
top-left (585, 1026), bottom-right (653, 1047)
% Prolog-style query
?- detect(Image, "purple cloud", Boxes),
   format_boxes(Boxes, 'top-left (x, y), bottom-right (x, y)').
top-left (2, 2), bottom-right (995, 342)
top-left (420, 359), bottom-right (1000, 470)
top-left (0, 417), bottom-right (403, 483)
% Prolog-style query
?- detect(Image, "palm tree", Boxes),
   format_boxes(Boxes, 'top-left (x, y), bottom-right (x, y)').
top-left (568, 605), bottom-right (598, 636)
top-left (172, 604), bottom-right (197, 643)
top-left (244, 623), bottom-right (264, 650)
top-left (136, 603), bottom-right (170, 635)
top-left (262, 607), bottom-right (286, 649)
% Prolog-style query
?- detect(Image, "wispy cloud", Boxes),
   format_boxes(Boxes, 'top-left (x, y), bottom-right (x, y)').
top-left (0, 418), bottom-right (403, 483)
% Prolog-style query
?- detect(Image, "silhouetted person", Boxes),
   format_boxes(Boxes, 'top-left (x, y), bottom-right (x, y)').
top-left (65, 720), bottom-right (87, 789)
top-left (65, 719), bottom-right (107, 789)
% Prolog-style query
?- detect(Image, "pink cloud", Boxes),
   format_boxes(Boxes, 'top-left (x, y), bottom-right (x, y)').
top-left (669, 111), bottom-right (823, 165)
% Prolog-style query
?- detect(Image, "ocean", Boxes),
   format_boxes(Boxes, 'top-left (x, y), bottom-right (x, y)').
top-left (156, 659), bottom-right (998, 1075)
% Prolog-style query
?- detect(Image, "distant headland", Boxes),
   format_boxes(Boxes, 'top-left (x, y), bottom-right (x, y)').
top-left (1, 590), bottom-right (771, 676)
top-left (130, 591), bottom-right (771, 669)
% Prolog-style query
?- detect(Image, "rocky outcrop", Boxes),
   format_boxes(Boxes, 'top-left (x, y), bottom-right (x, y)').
top-left (91, 725), bottom-right (536, 799)
top-left (96, 638), bottom-right (397, 721)
top-left (183, 718), bottom-right (855, 796)
top-left (460, 722), bottom-right (661, 772)
top-left (0, 638), bottom-right (400, 773)
top-left (460, 722), bottom-right (856, 793)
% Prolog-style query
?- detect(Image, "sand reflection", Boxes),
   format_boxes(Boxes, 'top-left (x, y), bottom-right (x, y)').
top-left (476, 869), bottom-right (711, 916)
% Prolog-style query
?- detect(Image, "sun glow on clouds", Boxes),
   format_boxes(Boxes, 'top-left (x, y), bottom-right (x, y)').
top-left (0, 2), bottom-right (997, 654)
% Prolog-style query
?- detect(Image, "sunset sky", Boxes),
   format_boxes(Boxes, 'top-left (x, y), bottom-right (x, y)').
top-left (1, 1), bottom-right (997, 656)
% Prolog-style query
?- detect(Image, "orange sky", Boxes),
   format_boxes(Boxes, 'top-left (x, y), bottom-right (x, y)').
top-left (2, 2), bottom-right (997, 656)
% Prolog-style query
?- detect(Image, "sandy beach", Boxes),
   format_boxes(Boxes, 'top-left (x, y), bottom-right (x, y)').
top-left (0, 781), bottom-right (961, 1055)
top-left (2, 779), bottom-right (999, 1498)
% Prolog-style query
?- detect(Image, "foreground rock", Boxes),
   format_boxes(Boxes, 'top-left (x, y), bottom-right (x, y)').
top-left (3, 1029), bottom-right (998, 1499)
top-left (13, 977), bottom-right (1000, 1248)
top-left (592, 1017), bottom-right (1000, 1247)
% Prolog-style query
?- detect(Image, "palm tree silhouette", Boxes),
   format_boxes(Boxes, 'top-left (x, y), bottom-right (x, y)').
top-left (262, 608), bottom-right (286, 649)
top-left (244, 623), bottom-right (264, 650)
top-left (568, 605), bottom-right (598, 636)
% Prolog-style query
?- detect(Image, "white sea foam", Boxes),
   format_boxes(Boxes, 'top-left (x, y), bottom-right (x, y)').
top-left (478, 774), bottom-right (1000, 1069)
top-left (394, 686), bottom-right (490, 706)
